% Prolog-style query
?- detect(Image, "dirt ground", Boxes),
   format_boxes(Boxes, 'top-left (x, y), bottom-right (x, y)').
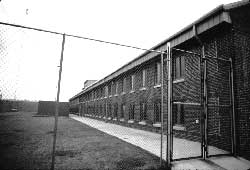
top-left (0, 112), bottom-right (163, 170)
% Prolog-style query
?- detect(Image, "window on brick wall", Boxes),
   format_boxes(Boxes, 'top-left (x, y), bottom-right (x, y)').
top-left (108, 103), bottom-right (112, 117)
top-left (113, 103), bottom-right (118, 118)
top-left (174, 56), bottom-right (185, 80)
top-left (122, 78), bottom-right (126, 93)
top-left (108, 84), bottom-right (112, 96)
top-left (142, 69), bottom-right (146, 87)
top-left (99, 88), bottom-right (102, 98)
top-left (96, 105), bottom-right (98, 115)
top-left (129, 104), bottom-right (135, 120)
top-left (131, 74), bottom-right (135, 91)
top-left (102, 88), bottom-right (104, 97)
top-left (128, 74), bottom-right (135, 91)
top-left (103, 104), bottom-right (106, 116)
top-left (154, 62), bottom-right (161, 85)
top-left (87, 106), bottom-right (90, 114)
top-left (120, 104), bottom-right (125, 118)
top-left (173, 104), bottom-right (185, 125)
top-left (105, 86), bottom-right (108, 97)
top-left (120, 80), bottom-right (123, 93)
top-left (140, 102), bottom-right (147, 121)
top-left (100, 105), bottom-right (102, 115)
top-left (115, 81), bottom-right (118, 95)
top-left (154, 101), bottom-right (161, 123)
top-left (99, 88), bottom-right (101, 98)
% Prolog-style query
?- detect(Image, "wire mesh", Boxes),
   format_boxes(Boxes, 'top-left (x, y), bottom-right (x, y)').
top-left (0, 23), bottom-right (63, 170)
top-left (0, 23), bottom-right (62, 105)
top-left (206, 57), bottom-right (233, 156)
top-left (0, 22), bottom-right (169, 168)
top-left (171, 49), bottom-right (202, 160)
top-left (77, 53), bottom-right (168, 163)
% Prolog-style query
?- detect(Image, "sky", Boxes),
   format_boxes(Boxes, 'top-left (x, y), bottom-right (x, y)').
top-left (0, 0), bottom-right (237, 102)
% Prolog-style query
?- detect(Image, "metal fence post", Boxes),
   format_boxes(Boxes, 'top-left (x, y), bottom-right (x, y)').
top-left (160, 52), bottom-right (164, 166)
top-left (51, 33), bottom-right (66, 170)
top-left (167, 42), bottom-right (172, 167)
top-left (229, 58), bottom-right (236, 156)
top-left (202, 45), bottom-right (208, 159)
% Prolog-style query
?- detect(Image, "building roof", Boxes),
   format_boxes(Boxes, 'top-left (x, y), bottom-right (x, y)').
top-left (69, 0), bottom-right (250, 101)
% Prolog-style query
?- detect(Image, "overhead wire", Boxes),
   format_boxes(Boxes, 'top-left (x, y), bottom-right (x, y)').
top-left (0, 21), bottom-right (166, 54)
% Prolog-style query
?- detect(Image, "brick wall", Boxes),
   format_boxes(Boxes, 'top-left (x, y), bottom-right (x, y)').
top-left (232, 28), bottom-right (250, 160)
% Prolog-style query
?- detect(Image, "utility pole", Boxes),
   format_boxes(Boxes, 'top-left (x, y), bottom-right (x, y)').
top-left (51, 33), bottom-right (66, 170)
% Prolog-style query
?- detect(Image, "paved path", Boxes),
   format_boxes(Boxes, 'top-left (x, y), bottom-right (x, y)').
top-left (70, 114), bottom-right (250, 170)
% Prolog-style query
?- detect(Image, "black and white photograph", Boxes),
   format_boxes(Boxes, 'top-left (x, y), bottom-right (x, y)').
top-left (0, 0), bottom-right (250, 169)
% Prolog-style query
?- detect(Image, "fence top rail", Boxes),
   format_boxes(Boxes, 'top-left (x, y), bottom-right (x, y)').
top-left (0, 21), bottom-right (167, 54)
top-left (172, 47), bottom-right (201, 56)
top-left (204, 55), bottom-right (231, 62)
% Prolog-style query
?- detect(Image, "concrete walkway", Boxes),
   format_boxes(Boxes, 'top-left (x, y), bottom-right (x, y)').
top-left (70, 114), bottom-right (250, 170)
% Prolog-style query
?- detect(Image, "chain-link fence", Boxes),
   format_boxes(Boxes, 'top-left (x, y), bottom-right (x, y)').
top-left (0, 22), bottom-right (170, 168)
top-left (0, 21), bottom-right (237, 168)
top-left (206, 56), bottom-right (233, 157)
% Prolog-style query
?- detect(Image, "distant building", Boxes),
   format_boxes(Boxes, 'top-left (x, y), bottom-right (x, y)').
top-left (70, 0), bottom-right (250, 161)
top-left (83, 80), bottom-right (97, 90)
top-left (37, 101), bottom-right (69, 116)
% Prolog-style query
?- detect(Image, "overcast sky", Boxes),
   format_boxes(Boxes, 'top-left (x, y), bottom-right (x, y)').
top-left (0, 0), bottom-right (237, 102)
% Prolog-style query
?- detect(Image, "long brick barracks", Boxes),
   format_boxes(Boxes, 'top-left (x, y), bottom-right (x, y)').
top-left (70, 0), bottom-right (250, 161)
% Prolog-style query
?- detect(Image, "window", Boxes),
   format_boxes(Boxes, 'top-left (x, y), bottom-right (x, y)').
top-left (108, 103), bottom-right (112, 117)
top-left (103, 104), bottom-right (106, 117)
top-left (113, 103), bottom-right (118, 118)
top-left (173, 104), bottom-right (185, 125)
top-left (100, 105), bottom-right (103, 115)
top-left (129, 104), bottom-right (135, 120)
top-left (100, 88), bottom-right (102, 98)
top-left (140, 102), bottom-right (147, 121)
top-left (105, 86), bottom-right (108, 97)
top-left (174, 56), bottom-right (185, 80)
top-left (154, 101), bottom-right (161, 122)
top-left (142, 69), bottom-right (146, 87)
top-left (120, 104), bottom-right (125, 118)
top-left (93, 91), bottom-right (96, 99)
top-left (131, 75), bottom-right (135, 91)
top-left (115, 81), bottom-right (118, 95)
top-left (155, 62), bottom-right (161, 85)
top-left (129, 75), bottom-right (135, 91)
top-left (122, 78), bottom-right (126, 93)
top-left (108, 84), bottom-right (112, 96)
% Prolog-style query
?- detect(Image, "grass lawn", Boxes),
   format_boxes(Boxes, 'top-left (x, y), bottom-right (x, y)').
top-left (0, 112), bottom-right (163, 170)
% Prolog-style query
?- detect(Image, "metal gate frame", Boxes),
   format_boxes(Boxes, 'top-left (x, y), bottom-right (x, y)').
top-left (167, 44), bottom-right (204, 162)
top-left (166, 43), bottom-right (236, 165)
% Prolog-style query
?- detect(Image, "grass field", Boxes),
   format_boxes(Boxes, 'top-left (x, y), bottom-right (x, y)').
top-left (0, 112), bottom-right (162, 170)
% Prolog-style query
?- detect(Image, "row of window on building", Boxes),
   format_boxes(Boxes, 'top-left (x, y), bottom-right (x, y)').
top-left (80, 56), bottom-right (185, 102)
top-left (82, 101), bottom-right (185, 126)
top-left (83, 101), bottom-right (162, 123)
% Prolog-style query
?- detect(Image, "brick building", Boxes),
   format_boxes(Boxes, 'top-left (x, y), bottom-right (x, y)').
top-left (70, 0), bottom-right (250, 161)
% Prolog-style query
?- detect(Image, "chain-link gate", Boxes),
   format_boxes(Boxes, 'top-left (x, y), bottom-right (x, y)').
top-left (168, 46), bottom-right (235, 162)
top-left (170, 48), bottom-right (203, 161)
top-left (205, 56), bottom-right (234, 157)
